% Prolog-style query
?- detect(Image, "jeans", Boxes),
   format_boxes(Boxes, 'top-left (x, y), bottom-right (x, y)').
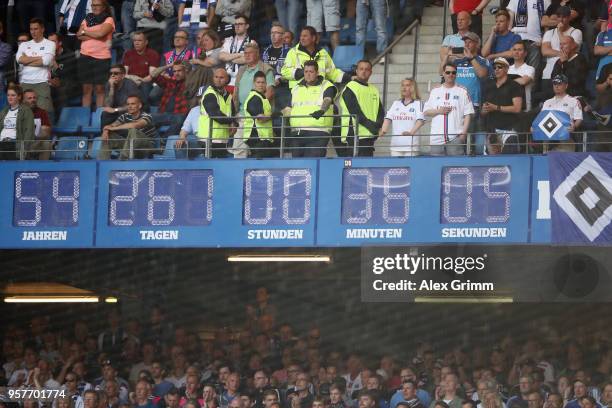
top-left (275, 0), bottom-right (301, 37)
top-left (389, 0), bottom-right (424, 32)
top-left (356, 0), bottom-right (388, 54)
top-left (164, 17), bottom-right (179, 55)
top-left (121, 1), bottom-right (136, 34)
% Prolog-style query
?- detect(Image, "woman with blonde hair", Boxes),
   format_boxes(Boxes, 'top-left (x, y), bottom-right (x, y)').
top-left (379, 78), bottom-right (425, 157)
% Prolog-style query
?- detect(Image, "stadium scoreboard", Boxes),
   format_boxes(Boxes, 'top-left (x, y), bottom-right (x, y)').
top-left (0, 157), bottom-right (551, 248)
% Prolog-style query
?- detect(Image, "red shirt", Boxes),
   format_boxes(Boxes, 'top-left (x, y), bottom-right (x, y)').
top-left (31, 106), bottom-right (50, 138)
top-left (453, 0), bottom-right (481, 13)
top-left (122, 48), bottom-right (160, 78)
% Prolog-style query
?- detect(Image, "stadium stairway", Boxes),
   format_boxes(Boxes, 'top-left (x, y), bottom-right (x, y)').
top-left (369, 5), bottom-right (496, 154)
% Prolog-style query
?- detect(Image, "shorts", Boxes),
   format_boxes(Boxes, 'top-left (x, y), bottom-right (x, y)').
top-left (306, 0), bottom-right (341, 32)
top-left (78, 55), bottom-right (111, 85)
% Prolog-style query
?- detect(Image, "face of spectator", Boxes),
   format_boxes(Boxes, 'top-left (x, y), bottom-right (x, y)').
top-left (109, 67), bottom-right (125, 83)
top-left (196, 30), bottom-right (206, 47)
top-left (173, 64), bottom-right (186, 81)
top-left (603, 385), bottom-right (612, 404)
top-left (366, 377), bottom-right (380, 390)
top-left (263, 393), bottom-right (278, 408)
top-left (546, 395), bottom-right (562, 408)
top-left (17, 34), bottom-right (30, 44)
top-left (581, 399), bottom-right (594, 408)
top-left (244, 47), bottom-right (259, 66)
top-left (91, 1), bottom-right (105, 15)
top-left (326, 366), bottom-right (337, 382)
top-left (253, 371), bottom-right (267, 389)
top-left (228, 373), bottom-right (240, 392)
top-left (229, 399), bottom-right (241, 408)
top-left (133, 33), bottom-right (147, 52)
top-left (174, 31), bottom-right (189, 49)
top-left (493, 62), bottom-right (508, 79)
top-left (83, 393), bottom-right (97, 408)
top-left (519, 378), bottom-right (532, 395)
top-left (283, 32), bottom-right (294, 47)
top-left (218, 366), bottom-right (231, 383)
top-left (359, 395), bottom-right (375, 408)
top-left (456, 12), bottom-right (471, 31)
top-left (48, 34), bottom-right (61, 53)
top-left (295, 373), bottom-right (309, 391)
top-left (527, 393), bottom-right (542, 408)
top-left (557, 13), bottom-right (571, 29)
top-left (186, 375), bottom-right (198, 394)
top-left (105, 381), bottom-right (118, 398)
top-left (401, 80), bottom-right (415, 100)
top-left (203, 386), bottom-right (215, 402)
top-left (303, 65), bottom-right (318, 83)
top-left (356, 62), bottom-right (372, 83)
top-left (495, 15), bottom-right (510, 33)
top-left (560, 37), bottom-right (576, 56)
top-left (402, 382), bottom-right (416, 399)
top-left (23, 91), bottom-right (38, 108)
top-left (511, 43), bottom-right (526, 62)
top-left (201, 34), bottom-right (215, 52)
top-left (29, 22), bottom-right (44, 42)
top-left (126, 97), bottom-right (142, 115)
top-left (464, 38), bottom-right (478, 54)
top-left (574, 382), bottom-right (587, 398)
top-left (553, 80), bottom-right (568, 96)
top-left (58, 398), bottom-right (71, 408)
top-left (300, 29), bottom-right (316, 48)
top-left (270, 26), bottom-right (284, 47)
top-left (443, 65), bottom-right (457, 85)
top-left (136, 381), bottom-right (150, 400)
top-left (240, 396), bottom-right (252, 408)
top-left (330, 389), bottom-right (342, 403)
top-left (234, 18), bottom-right (248, 36)
top-left (165, 394), bottom-right (179, 408)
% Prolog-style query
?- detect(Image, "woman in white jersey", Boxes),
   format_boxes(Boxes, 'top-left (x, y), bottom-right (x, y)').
top-left (379, 78), bottom-right (425, 156)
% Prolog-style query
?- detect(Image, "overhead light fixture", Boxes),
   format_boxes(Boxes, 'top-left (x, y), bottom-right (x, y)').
top-left (4, 296), bottom-right (100, 303)
top-left (415, 296), bottom-right (513, 303)
top-left (104, 296), bottom-right (118, 303)
top-left (228, 254), bottom-right (331, 263)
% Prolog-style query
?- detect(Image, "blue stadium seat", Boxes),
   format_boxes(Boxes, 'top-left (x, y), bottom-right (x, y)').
top-left (153, 135), bottom-right (180, 159)
top-left (89, 136), bottom-right (121, 159)
top-left (333, 45), bottom-right (365, 72)
top-left (82, 108), bottom-right (103, 136)
top-left (149, 106), bottom-right (159, 113)
top-left (54, 107), bottom-right (91, 135)
top-left (54, 136), bottom-right (89, 160)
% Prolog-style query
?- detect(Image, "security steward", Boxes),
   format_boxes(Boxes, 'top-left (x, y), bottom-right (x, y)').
top-left (340, 59), bottom-right (384, 157)
top-left (244, 71), bottom-right (276, 158)
top-left (285, 60), bottom-right (337, 158)
top-left (281, 26), bottom-right (351, 90)
top-left (176, 68), bottom-right (237, 158)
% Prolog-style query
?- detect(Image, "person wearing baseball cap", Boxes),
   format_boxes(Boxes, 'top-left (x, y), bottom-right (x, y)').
top-left (481, 56), bottom-right (523, 154)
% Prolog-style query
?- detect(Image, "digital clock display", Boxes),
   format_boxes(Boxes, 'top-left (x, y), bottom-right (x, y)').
top-left (108, 170), bottom-right (213, 227)
top-left (242, 169), bottom-right (312, 225)
top-left (341, 167), bottom-right (411, 225)
top-left (13, 171), bottom-right (80, 227)
top-left (440, 166), bottom-right (511, 224)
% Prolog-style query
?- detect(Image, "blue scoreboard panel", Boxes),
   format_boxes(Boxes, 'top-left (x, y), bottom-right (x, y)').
top-left (0, 157), bottom-right (551, 248)
top-left (0, 161), bottom-right (96, 248)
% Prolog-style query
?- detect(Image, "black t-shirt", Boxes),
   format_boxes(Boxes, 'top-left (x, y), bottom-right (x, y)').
top-left (482, 77), bottom-right (523, 131)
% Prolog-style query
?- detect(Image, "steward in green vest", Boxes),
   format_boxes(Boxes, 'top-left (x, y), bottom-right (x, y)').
top-left (244, 71), bottom-right (276, 158)
top-left (281, 26), bottom-right (350, 90)
top-left (340, 60), bottom-right (384, 157)
top-left (196, 68), bottom-right (237, 158)
top-left (286, 60), bottom-right (338, 158)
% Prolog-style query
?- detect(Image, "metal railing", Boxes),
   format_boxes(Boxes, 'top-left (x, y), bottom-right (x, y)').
top-left (371, 19), bottom-right (421, 110)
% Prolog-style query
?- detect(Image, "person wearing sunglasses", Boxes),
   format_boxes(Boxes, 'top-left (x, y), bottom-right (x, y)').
top-left (481, 57), bottom-right (523, 154)
top-left (424, 63), bottom-right (474, 156)
top-left (101, 64), bottom-right (142, 126)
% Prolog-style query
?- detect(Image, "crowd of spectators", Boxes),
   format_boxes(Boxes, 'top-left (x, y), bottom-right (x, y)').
top-left (1, 288), bottom-right (612, 408)
top-left (1, 0), bottom-right (612, 159)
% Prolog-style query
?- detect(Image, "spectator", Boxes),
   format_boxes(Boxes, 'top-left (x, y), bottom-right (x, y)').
top-left (541, 6), bottom-right (582, 91)
top-left (507, 0), bottom-right (551, 69)
top-left (424, 63), bottom-right (474, 156)
top-left (178, 0), bottom-right (217, 49)
top-left (77, 0), bottom-right (115, 110)
top-left (274, 0), bottom-right (300, 37)
top-left (176, 68), bottom-right (236, 158)
top-left (48, 32), bottom-right (80, 114)
top-left (0, 84), bottom-right (34, 160)
top-left (101, 64), bottom-right (142, 126)
top-left (219, 14), bottom-right (254, 91)
top-left (16, 18), bottom-right (56, 119)
top-left (389, 0), bottom-right (425, 33)
top-left (551, 36), bottom-right (588, 98)
top-left (430, 375), bottom-right (463, 408)
top-left (0, 22), bottom-right (12, 97)
top-left (163, 29), bottom-right (197, 70)
top-left (356, 0), bottom-right (387, 59)
top-left (98, 94), bottom-right (157, 159)
top-left (190, 29), bottom-right (224, 70)
top-left (123, 31), bottom-right (161, 85)
top-left (262, 22), bottom-right (291, 111)
top-left (395, 382), bottom-right (425, 408)
top-left (594, 19), bottom-right (612, 82)
top-left (449, 0), bottom-right (491, 40)
top-left (283, 30), bottom-right (295, 47)
top-left (286, 60), bottom-right (337, 158)
top-left (133, 0), bottom-right (175, 55)
top-left (539, 73), bottom-right (582, 152)
top-left (243, 71), bottom-right (276, 158)
top-left (440, 11), bottom-right (471, 63)
top-left (583, 0), bottom-right (608, 65)
top-left (232, 43), bottom-right (274, 158)
top-left (214, 0), bottom-right (252, 39)
top-left (508, 41), bottom-right (535, 112)
top-left (22, 88), bottom-right (51, 160)
top-left (481, 10), bottom-right (521, 61)
top-left (147, 61), bottom-right (190, 138)
top-left (58, 0), bottom-right (91, 52)
top-left (481, 57), bottom-right (523, 154)
top-left (182, 30), bottom-right (220, 108)
top-left (282, 26), bottom-right (349, 90)
top-left (541, 0), bottom-right (584, 30)
top-left (122, 0), bottom-right (137, 45)
top-left (306, 0), bottom-right (340, 51)
top-left (6, 33), bottom-right (31, 87)
top-left (379, 78), bottom-right (425, 157)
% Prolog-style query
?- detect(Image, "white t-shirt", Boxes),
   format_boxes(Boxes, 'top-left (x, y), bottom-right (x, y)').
top-left (1, 108), bottom-right (19, 141)
top-left (541, 27), bottom-right (583, 79)
top-left (424, 85), bottom-right (475, 145)
top-left (542, 94), bottom-right (583, 121)
top-left (507, 0), bottom-right (551, 43)
top-left (385, 99), bottom-right (424, 153)
top-left (509, 62), bottom-right (535, 111)
top-left (16, 38), bottom-right (56, 84)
